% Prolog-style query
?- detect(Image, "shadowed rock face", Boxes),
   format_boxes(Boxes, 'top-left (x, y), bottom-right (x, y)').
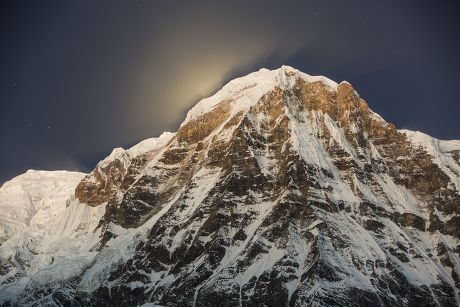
top-left (1, 67), bottom-right (459, 306)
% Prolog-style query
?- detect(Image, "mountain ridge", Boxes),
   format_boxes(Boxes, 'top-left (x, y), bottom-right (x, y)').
top-left (1, 66), bottom-right (459, 306)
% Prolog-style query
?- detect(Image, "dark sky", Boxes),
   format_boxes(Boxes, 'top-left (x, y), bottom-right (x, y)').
top-left (1, 1), bottom-right (459, 183)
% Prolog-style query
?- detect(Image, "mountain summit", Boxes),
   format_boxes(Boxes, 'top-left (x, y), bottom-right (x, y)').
top-left (1, 66), bottom-right (460, 306)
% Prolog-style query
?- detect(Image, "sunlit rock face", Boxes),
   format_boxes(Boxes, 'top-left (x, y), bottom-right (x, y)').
top-left (1, 66), bottom-right (459, 306)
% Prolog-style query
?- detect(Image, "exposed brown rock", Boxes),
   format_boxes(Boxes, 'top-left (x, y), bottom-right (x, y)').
top-left (44, 68), bottom-right (459, 307)
top-left (75, 151), bottom-right (130, 206)
top-left (176, 100), bottom-right (231, 144)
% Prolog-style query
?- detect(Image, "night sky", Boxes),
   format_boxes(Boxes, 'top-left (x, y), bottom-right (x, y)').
top-left (1, 1), bottom-right (460, 183)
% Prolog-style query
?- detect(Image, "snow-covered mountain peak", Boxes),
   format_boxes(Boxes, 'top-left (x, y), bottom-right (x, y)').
top-left (181, 65), bottom-right (340, 127)
top-left (1, 66), bottom-right (460, 306)
top-left (96, 132), bottom-right (176, 171)
top-left (0, 170), bottom-right (84, 244)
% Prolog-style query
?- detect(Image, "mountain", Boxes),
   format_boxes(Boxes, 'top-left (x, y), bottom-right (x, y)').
top-left (0, 170), bottom-right (85, 246)
top-left (1, 66), bottom-right (459, 306)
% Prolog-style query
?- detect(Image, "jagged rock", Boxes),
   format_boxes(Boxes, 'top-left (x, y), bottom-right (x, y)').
top-left (1, 66), bottom-right (459, 306)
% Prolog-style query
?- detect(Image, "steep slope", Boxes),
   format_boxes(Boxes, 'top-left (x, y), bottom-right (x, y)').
top-left (1, 66), bottom-right (459, 306)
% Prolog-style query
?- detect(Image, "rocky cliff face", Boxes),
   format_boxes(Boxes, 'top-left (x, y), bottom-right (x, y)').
top-left (1, 66), bottom-right (459, 306)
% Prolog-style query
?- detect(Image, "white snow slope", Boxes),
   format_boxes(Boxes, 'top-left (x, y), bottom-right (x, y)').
top-left (0, 66), bottom-right (459, 306)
